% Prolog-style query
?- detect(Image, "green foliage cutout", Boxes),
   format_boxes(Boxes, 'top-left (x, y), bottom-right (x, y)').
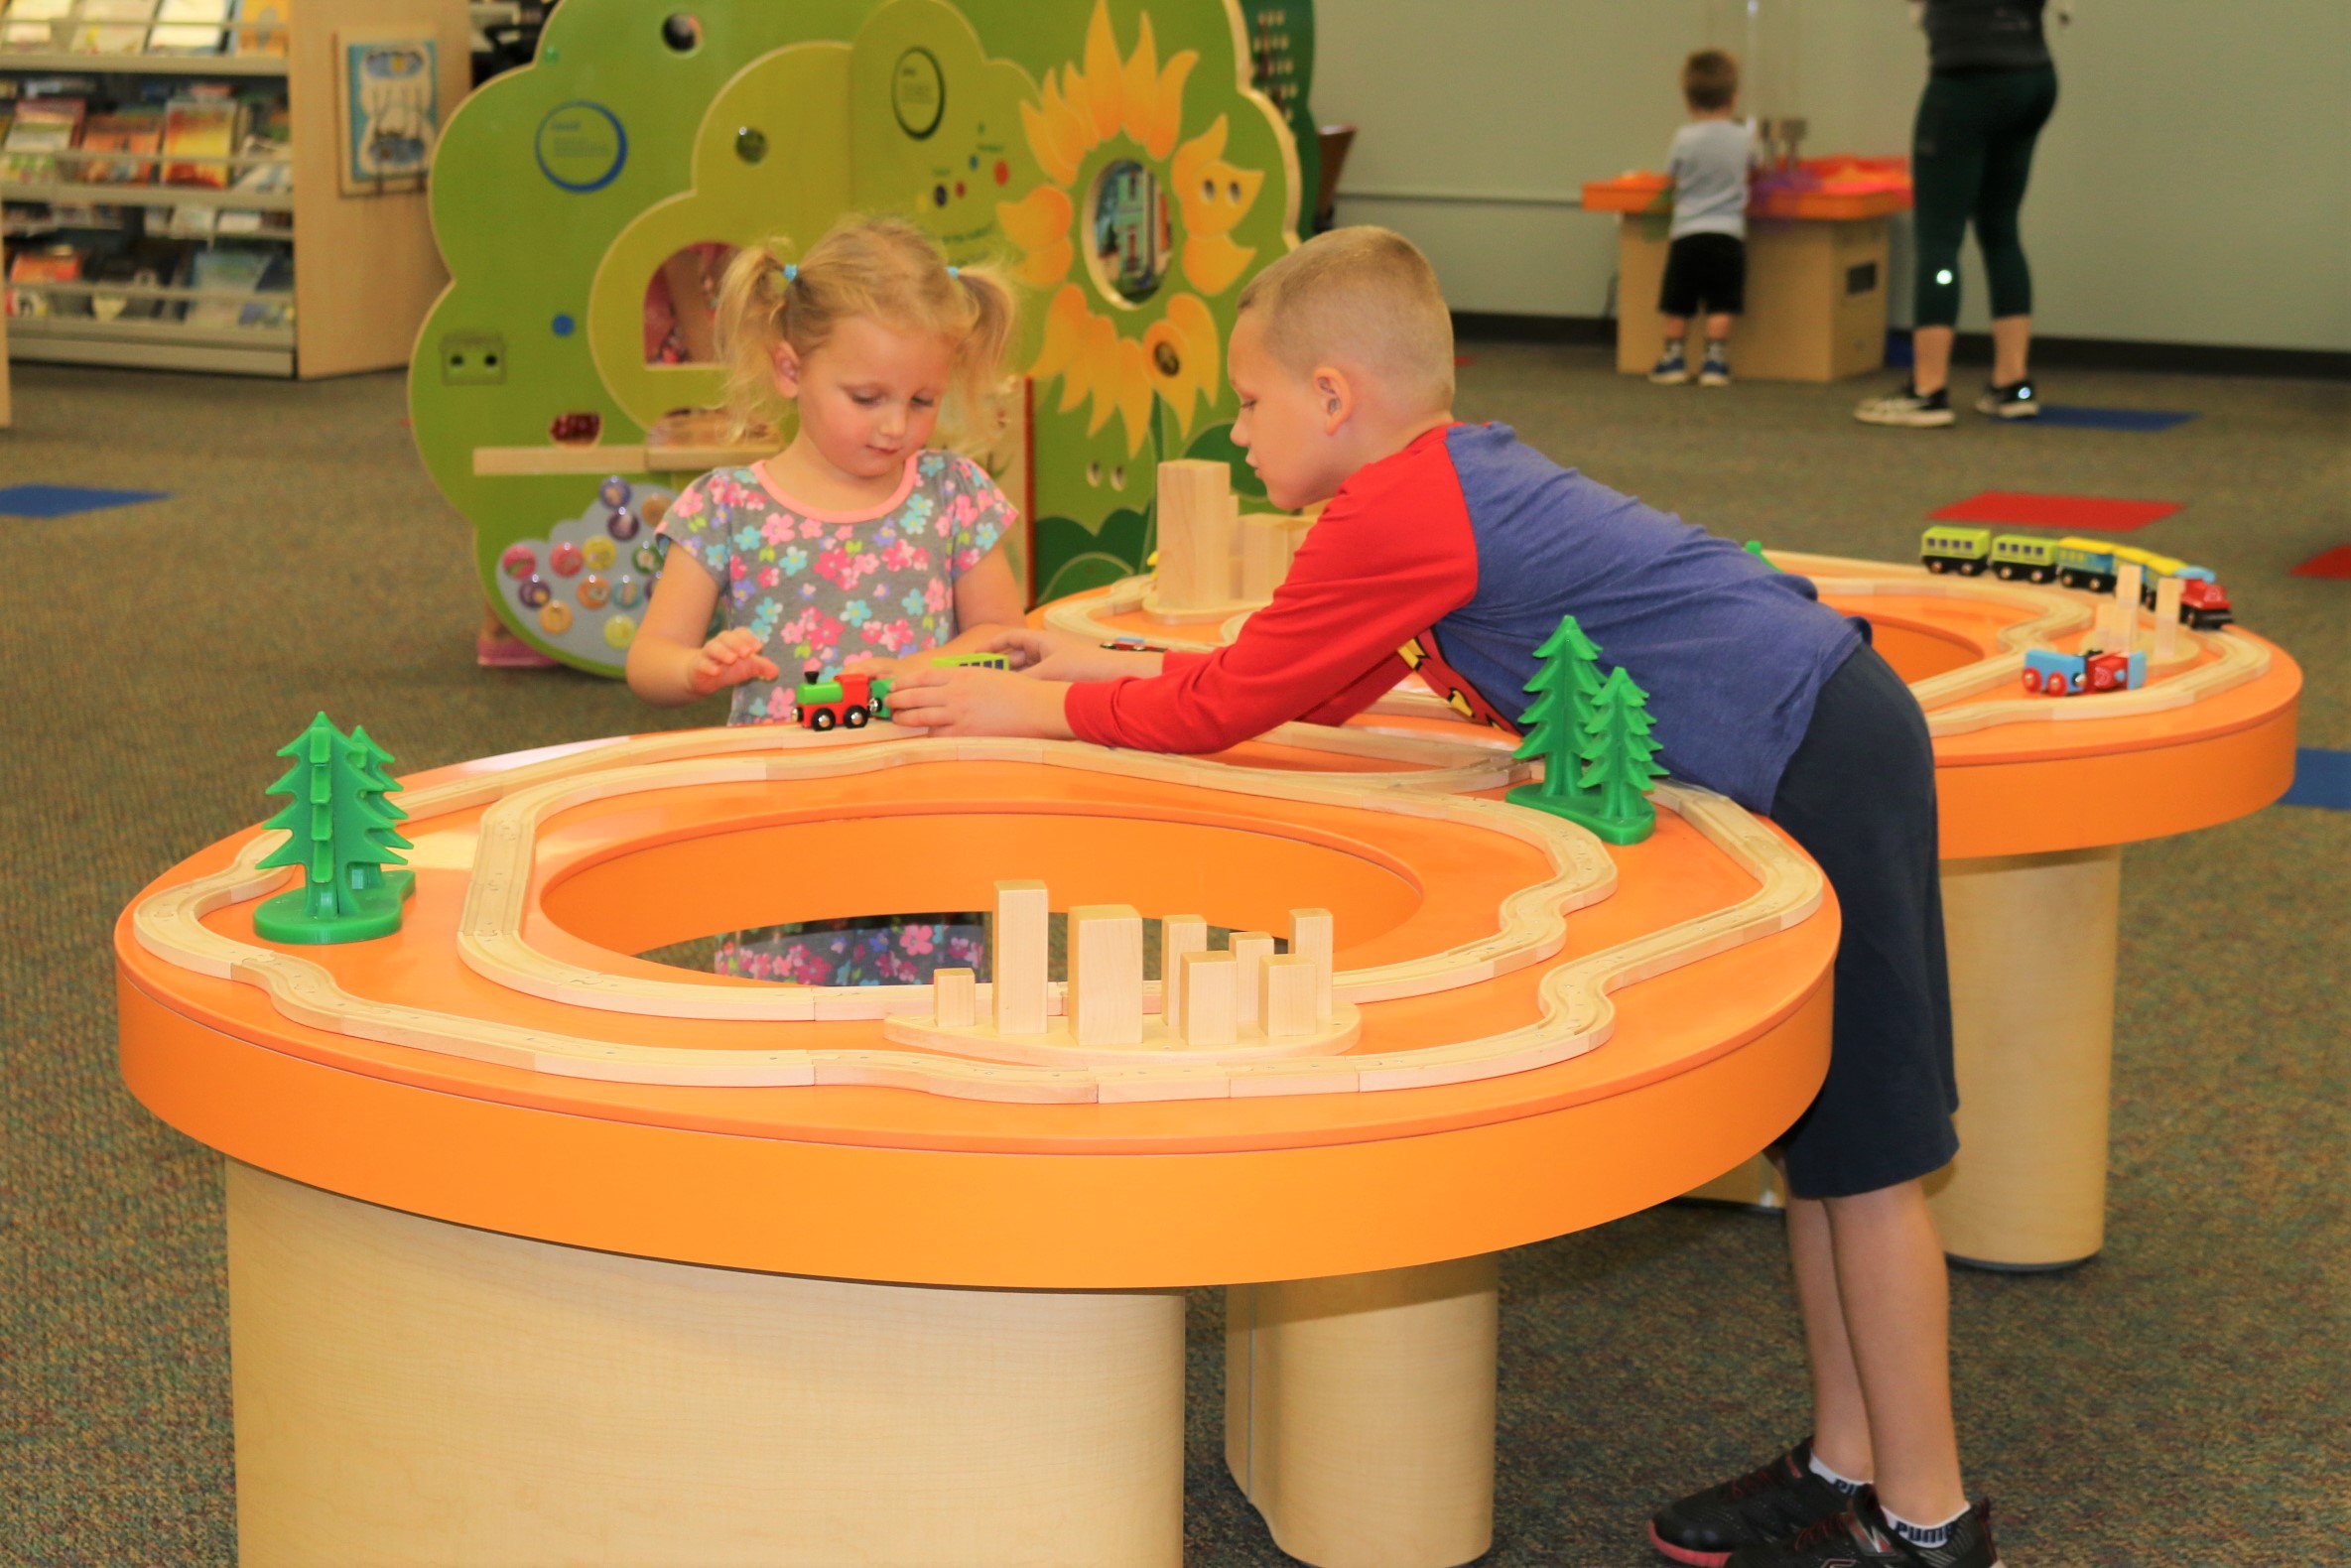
top-left (253, 714), bottom-right (417, 944)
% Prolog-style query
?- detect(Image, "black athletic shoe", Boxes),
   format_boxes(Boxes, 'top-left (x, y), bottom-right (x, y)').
top-left (1727, 1490), bottom-right (2003, 1568)
top-left (1854, 384), bottom-right (1955, 427)
top-left (1974, 381), bottom-right (2040, 419)
top-left (1648, 1440), bottom-right (1859, 1567)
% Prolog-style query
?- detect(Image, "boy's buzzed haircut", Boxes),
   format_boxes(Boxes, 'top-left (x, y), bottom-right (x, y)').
top-left (1236, 226), bottom-right (1455, 413)
top-left (1683, 49), bottom-right (1739, 111)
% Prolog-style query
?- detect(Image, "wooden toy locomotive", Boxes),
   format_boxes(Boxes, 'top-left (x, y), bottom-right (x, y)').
top-left (785, 651), bottom-right (1013, 730)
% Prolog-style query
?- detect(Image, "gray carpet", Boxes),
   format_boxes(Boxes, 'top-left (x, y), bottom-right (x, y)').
top-left (1, 349), bottom-right (2344, 1565)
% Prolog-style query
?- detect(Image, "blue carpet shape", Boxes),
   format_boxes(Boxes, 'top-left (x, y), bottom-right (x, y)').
top-left (2028, 405), bottom-right (2198, 432)
top-left (2278, 747), bottom-right (2351, 812)
top-left (0, 484), bottom-right (171, 518)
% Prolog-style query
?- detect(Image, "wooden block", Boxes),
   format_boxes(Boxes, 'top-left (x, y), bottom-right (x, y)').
top-left (1178, 951), bottom-right (1238, 1049)
top-left (933, 968), bottom-right (977, 1028)
top-left (2111, 563), bottom-right (2143, 649)
top-left (1067, 904), bottom-right (1144, 1048)
top-left (1287, 908), bottom-right (1334, 1022)
top-left (1229, 931), bottom-right (1275, 1030)
top-left (1239, 516), bottom-right (1284, 601)
top-left (991, 880), bottom-right (1049, 1035)
top-left (1160, 915), bottom-right (1208, 1034)
top-left (2154, 576), bottom-right (2184, 660)
top-left (1262, 956), bottom-right (1316, 1039)
top-left (1154, 459), bottom-right (1235, 610)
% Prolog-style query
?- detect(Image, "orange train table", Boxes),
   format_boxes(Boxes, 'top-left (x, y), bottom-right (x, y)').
top-left (1041, 546), bottom-right (2301, 1269)
top-left (118, 722), bottom-right (1838, 1568)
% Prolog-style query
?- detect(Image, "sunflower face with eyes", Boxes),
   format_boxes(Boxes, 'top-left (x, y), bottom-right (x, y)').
top-left (997, 0), bottom-right (1280, 457)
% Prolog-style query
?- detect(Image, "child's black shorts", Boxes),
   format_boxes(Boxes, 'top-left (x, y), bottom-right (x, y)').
top-left (1658, 232), bottom-right (1747, 318)
top-left (1766, 639), bottom-right (1959, 1199)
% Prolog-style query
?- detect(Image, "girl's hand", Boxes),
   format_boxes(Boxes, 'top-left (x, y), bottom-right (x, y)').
top-left (983, 627), bottom-right (1163, 683)
top-left (884, 667), bottom-right (1075, 738)
top-left (687, 628), bottom-right (780, 695)
top-left (840, 653), bottom-right (902, 681)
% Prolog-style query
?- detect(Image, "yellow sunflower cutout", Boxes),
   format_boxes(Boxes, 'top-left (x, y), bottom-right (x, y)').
top-left (996, 0), bottom-right (1268, 457)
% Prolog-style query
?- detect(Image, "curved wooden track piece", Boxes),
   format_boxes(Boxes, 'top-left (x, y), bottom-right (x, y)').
top-left (131, 729), bottom-right (1821, 1104)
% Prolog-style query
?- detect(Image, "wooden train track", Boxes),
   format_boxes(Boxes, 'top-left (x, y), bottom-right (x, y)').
top-left (131, 727), bottom-right (1821, 1104)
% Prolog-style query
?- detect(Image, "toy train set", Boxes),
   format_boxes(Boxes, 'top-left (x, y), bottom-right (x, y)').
top-left (2023, 647), bottom-right (2148, 697)
top-left (784, 651), bottom-right (1011, 729)
top-left (1920, 527), bottom-right (2232, 628)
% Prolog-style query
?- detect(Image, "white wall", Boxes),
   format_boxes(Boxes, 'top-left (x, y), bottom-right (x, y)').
top-left (1314, 0), bottom-right (2351, 350)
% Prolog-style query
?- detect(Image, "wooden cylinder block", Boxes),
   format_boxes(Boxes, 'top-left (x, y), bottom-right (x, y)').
top-left (1927, 846), bottom-right (2124, 1268)
top-left (1179, 950), bottom-right (1238, 1048)
top-left (933, 967), bottom-right (977, 1028)
top-left (1230, 931), bottom-right (1275, 1030)
top-left (991, 879), bottom-right (1049, 1035)
top-left (227, 1163), bottom-right (1185, 1567)
top-left (1068, 904), bottom-right (1143, 1047)
top-left (1160, 914), bottom-right (1208, 1032)
top-left (1225, 1256), bottom-right (1499, 1568)
top-left (1154, 459), bottom-right (1236, 611)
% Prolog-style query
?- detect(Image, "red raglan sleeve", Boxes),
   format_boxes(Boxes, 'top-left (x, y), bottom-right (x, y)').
top-left (1063, 453), bottom-right (1478, 753)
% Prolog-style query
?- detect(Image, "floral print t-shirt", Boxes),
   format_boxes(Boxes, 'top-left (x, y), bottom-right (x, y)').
top-left (658, 449), bottom-right (1014, 726)
top-left (658, 448), bottom-right (1016, 984)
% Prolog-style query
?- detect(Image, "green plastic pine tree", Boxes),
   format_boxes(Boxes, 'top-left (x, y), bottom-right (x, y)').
top-left (1570, 667), bottom-right (1668, 844)
top-left (252, 714), bottom-right (416, 944)
top-left (1507, 614), bottom-right (1610, 819)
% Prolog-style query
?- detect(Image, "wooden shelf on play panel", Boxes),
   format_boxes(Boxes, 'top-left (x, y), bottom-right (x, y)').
top-left (1586, 166), bottom-right (1903, 383)
top-left (0, 0), bottom-right (470, 378)
top-left (472, 411), bottom-right (776, 476)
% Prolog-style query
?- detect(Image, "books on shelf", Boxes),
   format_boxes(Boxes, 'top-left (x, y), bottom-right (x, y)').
top-left (72, 0), bottom-right (157, 54)
top-left (1, 93), bottom-right (83, 182)
top-left (148, 0), bottom-right (229, 54)
top-left (160, 91), bottom-right (236, 185)
top-left (6, 241), bottom-right (82, 317)
top-left (181, 241), bottom-right (288, 328)
top-left (72, 105), bottom-right (162, 181)
top-left (233, 0), bottom-right (287, 57)
top-left (2, 0), bottom-right (71, 53)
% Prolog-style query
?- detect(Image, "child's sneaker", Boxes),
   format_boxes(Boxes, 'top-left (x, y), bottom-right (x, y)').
top-left (1650, 344), bottom-right (1692, 384)
top-left (1854, 384), bottom-right (1955, 427)
top-left (1648, 1440), bottom-right (1858, 1566)
top-left (1973, 380), bottom-right (2039, 419)
top-left (1727, 1491), bottom-right (2003, 1568)
top-left (1699, 343), bottom-right (1733, 386)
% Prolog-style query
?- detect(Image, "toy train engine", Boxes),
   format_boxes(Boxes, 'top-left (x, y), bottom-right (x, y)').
top-left (789, 666), bottom-right (893, 730)
top-left (2022, 647), bottom-right (2147, 697)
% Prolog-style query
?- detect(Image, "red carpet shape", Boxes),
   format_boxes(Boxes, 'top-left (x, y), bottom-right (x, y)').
top-left (1927, 492), bottom-right (2182, 532)
top-left (2290, 545), bottom-right (2351, 580)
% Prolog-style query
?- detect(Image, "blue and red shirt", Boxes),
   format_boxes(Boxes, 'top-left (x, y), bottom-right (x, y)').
top-left (1064, 423), bottom-right (1863, 814)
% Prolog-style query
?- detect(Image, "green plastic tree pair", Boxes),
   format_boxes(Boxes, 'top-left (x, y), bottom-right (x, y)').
top-left (1506, 614), bottom-right (1667, 845)
top-left (252, 714), bottom-right (416, 944)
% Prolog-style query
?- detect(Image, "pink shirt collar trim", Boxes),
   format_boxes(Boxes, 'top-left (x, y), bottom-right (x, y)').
top-left (752, 452), bottom-right (923, 522)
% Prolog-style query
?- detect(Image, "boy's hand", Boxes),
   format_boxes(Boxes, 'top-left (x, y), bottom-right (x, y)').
top-left (885, 666), bottom-right (1075, 738)
top-left (687, 629), bottom-right (780, 696)
top-left (983, 627), bottom-right (1164, 683)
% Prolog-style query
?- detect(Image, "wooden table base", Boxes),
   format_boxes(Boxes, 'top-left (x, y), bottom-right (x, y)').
top-left (1226, 1257), bottom-right (1499, 1568)
top-left (226, 1163), bottom-right (1186, 1566)
top-left (1927, 846), bottom-right (2123, 1269)
top-left (1684, 847), bottom-right (2124, 1271)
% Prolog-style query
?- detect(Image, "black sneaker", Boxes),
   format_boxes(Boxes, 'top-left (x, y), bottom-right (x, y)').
top-left (1974, 380), bottom-right (2040, 419)
top-left (1651, 344), bottom-right (1692, 384)
top-left (1648, 1440), bottom-right (1860, 1566)
top-left (1854, 384), bottom-right (1955, 427)
top-left (1728, 1489), bottom-right (2003, 1568)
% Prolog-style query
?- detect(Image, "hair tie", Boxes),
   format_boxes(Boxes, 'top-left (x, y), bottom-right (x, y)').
top-left (947, 265), bottom-right (960, 278)
top-left (780, 263), bottom-right (798, 284)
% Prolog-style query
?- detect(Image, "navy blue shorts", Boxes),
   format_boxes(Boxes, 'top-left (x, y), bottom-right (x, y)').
top-left (1766, 640), bottom-right (1960, 1199)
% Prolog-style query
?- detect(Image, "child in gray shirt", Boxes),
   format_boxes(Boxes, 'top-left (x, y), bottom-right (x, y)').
top-left (1652, 50), bottom-right (1756, 387)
